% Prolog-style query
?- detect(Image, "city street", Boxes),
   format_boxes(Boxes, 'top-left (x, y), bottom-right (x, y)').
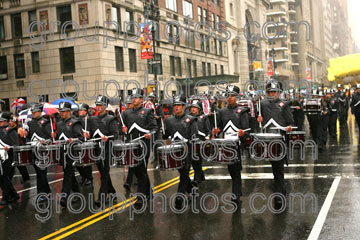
top-left (0, 117), bottom-right (359, 240)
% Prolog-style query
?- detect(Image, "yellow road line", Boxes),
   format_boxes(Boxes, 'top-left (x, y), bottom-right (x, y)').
top-left (40, 167), bottom-right (207, 240)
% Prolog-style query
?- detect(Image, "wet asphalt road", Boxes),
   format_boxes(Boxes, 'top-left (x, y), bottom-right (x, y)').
top-left (1, 116), bottom-right (360, 240)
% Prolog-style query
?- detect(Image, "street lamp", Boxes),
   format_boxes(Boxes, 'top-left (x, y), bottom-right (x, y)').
top-left (144, 0), bottom-right (160, 99)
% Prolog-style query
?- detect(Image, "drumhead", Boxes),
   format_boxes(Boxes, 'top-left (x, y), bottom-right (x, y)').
top-left (287, 131), bottom-right (306, 135)
top-left (74, 142), bottom-right (97, 150)
top-left (252, 133), bottom-right (283, 139)
top-left (113, 141), bottom-right (140, 150)
top-left (14, 145), bottom-right (33, 151)
top-left (158, 144), bottom-right (184, 153)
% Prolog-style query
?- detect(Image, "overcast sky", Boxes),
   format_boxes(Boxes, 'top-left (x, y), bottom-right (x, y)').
top-left (347, 0), bottom-right (360, 48)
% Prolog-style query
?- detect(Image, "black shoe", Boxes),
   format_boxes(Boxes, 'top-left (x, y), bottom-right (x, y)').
top-left (191, 180), bottom-right (199, 188)
top-left (123, 183), bottom-right (131, 191)
top-left (175, 197), bottom-right (184, 210)
top-left (274, 198), bottom-right (284, 211)
top-left (60, 199), bottom-right (67, 208)
top-left (134, 198), bottom-right (144, 210)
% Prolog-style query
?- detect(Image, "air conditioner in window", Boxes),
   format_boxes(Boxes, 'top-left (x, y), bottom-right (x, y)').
top-left (0, 74), bottom-right (8, 80)
top-left (13, 39), bottom-right (22, 46)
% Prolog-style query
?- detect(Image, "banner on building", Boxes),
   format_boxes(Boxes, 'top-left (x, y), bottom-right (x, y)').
top-left (140, 23), bottom-right (154, 60)
top-left (306, 67), bottom-right (312, 80)
top-left (78, 3), bottom-right (89, 25)
top-left (267, 58), bottom-right (274, 76)
top-left (253, 61), bottom-right (262, 71)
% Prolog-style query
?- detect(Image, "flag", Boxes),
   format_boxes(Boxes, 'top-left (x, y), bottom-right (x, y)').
top-left (140, 23), bottom-right (153, 60)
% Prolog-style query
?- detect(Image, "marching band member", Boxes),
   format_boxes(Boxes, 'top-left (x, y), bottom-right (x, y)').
top-left (164, 95), bottom-right (198, 209)
top-left (189, 99), bottom-right (210, 186)
top-left (306, 90), bottom-right (323, 151)
top-left (257, 81), bottom-right (294, 209)
top-left (77, 103), bottom-right (94, 186)
top-left (328, 89), bottom-right (339, 139)
top-left (52, 102), bottom-right (83, 207)
top-left (335, 84), bottom-right (349, 128)
top-left (18, 103), bottom-right (52, 202)
top-left (84, 95), bottom-right (119, 206)
top-left (0, 112), bottom-right (20, 205)
top-left (350, 84), bottom-right (360, 136)
top-left (121, 88), bottom-right (157, 208)
top-left (212, 85), bottom-right (249, 206)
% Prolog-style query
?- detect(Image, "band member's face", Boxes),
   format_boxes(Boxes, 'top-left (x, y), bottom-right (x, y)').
top-left (268, 91), bottom-right (279, 98)
top-left (227, 95), bottom-right (237, 106)
top-left (96, 105), bottom-right (106, 114)
top-left (9, 120), bottom-right (16, 127)
top-left (78, 110), bottom-right (87, 116)
top-left (190, 107), bottom-right (199, 115)
top-left (0, 121), bottom-right (6, 127)
top-left (127, 103), bottom-right (133, 109)
top-left (173, 104), bottom-right (185, 116)
top-left (356, 89), bottom-right (360, 93)
top-left (32, 111), bottom-right (42, 119)
top-left (60, 111), bottom-right (71, 119)
top-left (325, 94), bottom-right (331, 100)
top-left (132, 97), bottom-right (142, 108)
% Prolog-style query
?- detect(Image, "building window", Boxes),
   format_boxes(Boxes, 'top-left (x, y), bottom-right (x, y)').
top-left (0, 56), bottom-right (8, 79)
top-left (129, 48), bottom-right (137, 72)
top-left (219, 41), bottom-right (223, 56)
top-left (206, 37), bottom-right (210, 52)
top-left (175, 57), bottom-right (182, 76)
top-left (167, 24), bottom-right (173, 43)
top-left (148, 54), bottom-right (163, 75)
top-left (200, 34), bottom-right (205, 51)
top-left (57, 5), bottom-right (72, 31)
top-left (215, 64), bottom-right (217, 75)
top-left (192, 60), bottom-right (197, 77)
top-left (115, 46), bottom-right (124, 71)
top-left (183, 1), bottom-right (193, 18)
top-left (214, 38), bottom-right (217, 55)
top-left (60, 92), bottom-right (78, 101)
top-left (190, 30), bottom-right (195, 48)
top-left (31, 52), bottom-right (40, 73)
top-left (212, 13), bottom-right (215, 28)
top-left (28, 10), bottom-right (37, 32)
top-left (185, 29), bottom-right (189, 47)
top-left (217, 0), bottom-right (220, 6)
top-left (230, 3), bottom-right (234, 17)
top-left (207, 63), bottom-right (211, 76)
top-left (220, 65), bottom-right (224, 74)
top-left (14, 54), bottom-right (25, 79)
top-left (170, 56), bottom-right (175, 75)
top-left (60, 47), bottom-right (75, 74)
top-left (187, 59), bottom-right (192, 77)
top-left (11, 13), bottom-right (23, 39)
top-left (174, 25), bottom-right (180, 45)
top-left (198, 7), bottom-right (202, 23)
top-left (125, 10), bottom-right (134, 34)
top-left (113, 6), bottom-right (121, 32)
top-left (203, 9), bottom-right (208, 24)
top-left (38, 95), bottom-right (49, 103)
top-left (166, 0), bottom-right (177, 12)
top-left (217, 15), bottom-right (220, 29)
top-left (202, 62), bottom-right (206, 76)
top-left (0, 98), bottom-right (9, 111)
top-left (0, 16), bottom-right (4, 41)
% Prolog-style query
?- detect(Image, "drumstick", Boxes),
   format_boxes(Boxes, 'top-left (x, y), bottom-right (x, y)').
top-left (49, 117), bottom-right (56, 142)
top-left (84, 116), bottom-right (88, 142)
top-left (130, 132), bottom-right (155, 142)
top-left (89, 135), bottom-right (114, 141)
top-left (270, 126), bottom-right (298, 130)
top-left (227, 128), bottom-right (252, 136)
top-left (214, 111), bottom-right (217, 129)
top-left (161, 118), bottom-right (165, 135)
top-left (0, 146), bottom-right (14, 150)
top-left (258, 98), bottom-right (262, 132)
top-left (118, 112), bottom-right (125, 129)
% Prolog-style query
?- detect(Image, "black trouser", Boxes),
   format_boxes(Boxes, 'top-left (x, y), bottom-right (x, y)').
top-left (338, 108), bottom-right (348, 126)
top-left (328, 112), bottom-right (338, 138)
top-left (33, 163), bottom-right (51, 195)
top-left (133, 140), bottom-right (151, 197)
top-left (321, 114), bottom-right (330, 147)
top-left (96, 145), bottom-right (116, 199)
top-left (62, 158), bottom-right (79, 197)
top-left (270, 158), bottom-right (286, 196)
top-left (76, 166), bottom-right (93, 180)
top-left (355, 113), bottom-right (360, 130)
top-left (307, 114), bottom-right (322, 146)
top-left (177, 161), bottom-right (192, 194)
top-left (9, 166), bottom-right (30, 182)
top-left (125, 167), bottom-right (135, 186)
top-left (293, 113), bottom-right (305, 131)
top-left (191, 156), bottom-right (204, 183)
top-left (228, 161), bottom-right (242, 199)
top-left (0, 159), bottom-right (18, 201)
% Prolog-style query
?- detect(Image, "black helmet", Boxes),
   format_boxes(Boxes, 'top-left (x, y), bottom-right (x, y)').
top-left (95, 95), bottom-right (109, 106)
top-left (0, 112), bottom-right (11, 122)
top-left (266, 81), bottom-right (281, 92)
top-left (130, 88), bottom-right (144, 98)
top-left (78, 103), bottom-right (89, 111)
top-left (225, 85), bottom-right (240, 96)
top-left (173, 95), bottom-right (187, 105)
top-left (190, 99), bottom-right (202, 111)
top-left (31, 103), bottom-right (43, 112)
top-left (58, 102), bottom-right (72, 112)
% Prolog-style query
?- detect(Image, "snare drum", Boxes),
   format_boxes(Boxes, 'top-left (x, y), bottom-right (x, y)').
top-left (304, 99), bottom-right (321, 114)
top-left (157, 144), bottom-right (185, 170)
top-left (73, 142), bottom-right (97, 166)
top-left (250, 133), bottom-right (285, 160)
top-left (209, 138), bottom-right (239, 164)
top-left (36, 144), bottom-right (62, 166)
top-left (286, 131), bottom-right (305, 148)
top-left (194, 141), bottom-right (213, 159)
top-left (112, 141), bottom-right (142, 167)
top-left (13, 145), bottom-right (33, 166)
